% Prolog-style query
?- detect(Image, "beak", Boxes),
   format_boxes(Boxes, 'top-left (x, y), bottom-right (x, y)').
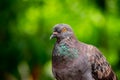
top-left (50, 32), bottom-right (58, 39)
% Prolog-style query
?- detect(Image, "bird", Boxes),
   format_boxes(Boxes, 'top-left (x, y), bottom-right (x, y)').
top-left (50, 24), bottom-right (117, 80)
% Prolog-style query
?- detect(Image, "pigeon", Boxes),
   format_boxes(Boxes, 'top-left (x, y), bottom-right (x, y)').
top-left (50, 24), bottom-right (117, 80)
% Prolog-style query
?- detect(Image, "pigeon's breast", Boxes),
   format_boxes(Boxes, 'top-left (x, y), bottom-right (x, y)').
top-left (52, 43), bottom-right (79, 69)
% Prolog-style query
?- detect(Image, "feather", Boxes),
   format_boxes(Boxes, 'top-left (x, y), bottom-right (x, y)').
top-left (87, 45), bottom-right (117, 80)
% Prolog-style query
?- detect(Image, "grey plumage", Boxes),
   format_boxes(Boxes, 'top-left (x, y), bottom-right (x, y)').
top-left (50, 24), bottom-right (117, 80)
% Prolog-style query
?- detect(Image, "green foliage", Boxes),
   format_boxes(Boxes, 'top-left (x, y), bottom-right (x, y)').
top-left (0, 0), bottom-right (120, 80)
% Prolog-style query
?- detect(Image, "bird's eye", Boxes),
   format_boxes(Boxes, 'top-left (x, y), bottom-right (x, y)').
top-left (61, 27), bottom-right (67, 33)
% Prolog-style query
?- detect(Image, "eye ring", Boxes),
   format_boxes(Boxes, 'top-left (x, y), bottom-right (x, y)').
top-left (62, 27), bottom-right (67, 32)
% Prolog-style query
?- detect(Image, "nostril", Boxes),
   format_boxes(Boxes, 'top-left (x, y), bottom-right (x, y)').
top-left (53, 32), bottom-right (58, 35)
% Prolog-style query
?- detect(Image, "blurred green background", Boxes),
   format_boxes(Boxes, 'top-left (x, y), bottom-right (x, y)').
top-left (0, 0), bottom-right (120, 80)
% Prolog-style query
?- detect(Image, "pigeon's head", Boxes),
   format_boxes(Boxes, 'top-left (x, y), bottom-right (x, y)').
top-left (50, 24), bottom-right (74, 40)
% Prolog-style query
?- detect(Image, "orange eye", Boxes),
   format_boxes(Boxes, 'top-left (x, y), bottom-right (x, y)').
top-left (62, 27), bottom-right (67, 32)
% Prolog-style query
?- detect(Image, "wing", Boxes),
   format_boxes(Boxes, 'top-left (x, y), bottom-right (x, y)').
top-left (87, 45), bottom-right (117, 80)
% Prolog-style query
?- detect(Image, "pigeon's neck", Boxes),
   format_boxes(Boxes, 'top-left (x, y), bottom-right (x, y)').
top-left (55, 42), bottom-right (78, 57)
top-left (53, 36), bottom-right (79, 68)
top-left (55, 35), bottom-right (79, 57)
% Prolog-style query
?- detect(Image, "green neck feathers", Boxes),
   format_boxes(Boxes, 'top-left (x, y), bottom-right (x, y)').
top-left (56, 43), bottom-right (79, 58)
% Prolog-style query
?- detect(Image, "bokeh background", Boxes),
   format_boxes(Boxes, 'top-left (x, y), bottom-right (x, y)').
top-left (0, 0), bottom-right (120, 80)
